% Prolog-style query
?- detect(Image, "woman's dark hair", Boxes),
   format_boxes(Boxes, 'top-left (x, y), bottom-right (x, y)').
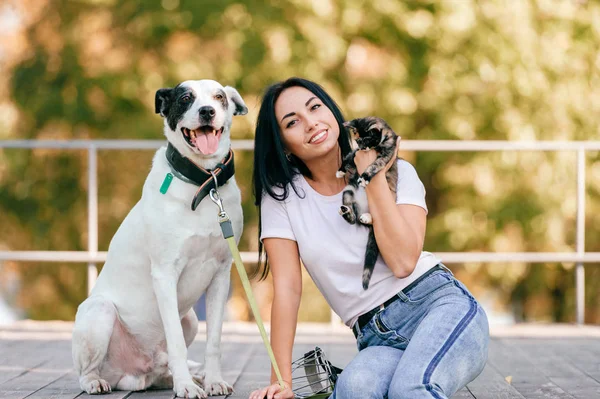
top-left (251, 77), bottom-right (352, 280)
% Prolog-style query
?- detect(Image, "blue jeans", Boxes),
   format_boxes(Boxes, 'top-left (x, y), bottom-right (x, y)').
top-left (331, 265), bottom-right (489, 399)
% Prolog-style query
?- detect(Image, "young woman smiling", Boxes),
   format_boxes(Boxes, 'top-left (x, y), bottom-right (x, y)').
top-left (249, 77), bottom-right (489, 399)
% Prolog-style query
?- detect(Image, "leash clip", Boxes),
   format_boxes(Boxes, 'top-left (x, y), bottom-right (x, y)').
top-left (209, 188), bottom-right (229, 223)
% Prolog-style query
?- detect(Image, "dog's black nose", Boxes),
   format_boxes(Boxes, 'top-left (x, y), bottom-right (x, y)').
top-left (199, 106), bottom-right (216, 120)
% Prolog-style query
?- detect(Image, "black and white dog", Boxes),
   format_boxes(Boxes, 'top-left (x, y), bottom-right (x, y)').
top-left (72, 80), bottom-right (247, 398)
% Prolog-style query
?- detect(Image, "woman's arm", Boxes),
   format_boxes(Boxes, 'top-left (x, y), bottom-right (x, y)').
top-left (354, 144), bottom-right (426, 278)
top-left (365, 172), bottom-right (426, 278)
top-left (264, 237), bottom-right (303, 387)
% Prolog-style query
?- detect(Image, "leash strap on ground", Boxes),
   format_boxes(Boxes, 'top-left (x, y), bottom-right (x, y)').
top-left (209, 188), bottom-right (286, 391)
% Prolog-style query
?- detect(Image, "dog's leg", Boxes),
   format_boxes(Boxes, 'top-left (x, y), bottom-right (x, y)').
top-left (182, 308), bottom-right (205, 387)
top-left (152, 268), bottom-right (207, 399)
top-left (202, 266), bottom-right (234, 396)
top-left (182, 308), bottom-right (199, 347)
top-left (72, 296), bottom-right (116, 394)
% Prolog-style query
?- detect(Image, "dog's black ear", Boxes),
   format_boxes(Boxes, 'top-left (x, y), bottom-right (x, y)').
top-left (224, 86), bottom-right (248, 116)
top-left (155, 88), bottom-right (173, 117)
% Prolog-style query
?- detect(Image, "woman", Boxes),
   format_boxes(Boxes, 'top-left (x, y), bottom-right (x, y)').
top-left (249, 77), bottom-right (489, 399)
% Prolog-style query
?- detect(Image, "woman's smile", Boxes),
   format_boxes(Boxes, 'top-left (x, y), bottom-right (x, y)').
top-left (308, 128), bottom-right (328, 144)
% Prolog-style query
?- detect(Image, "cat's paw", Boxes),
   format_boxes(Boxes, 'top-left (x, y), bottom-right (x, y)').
top-left (359, 213), bottom-right (373, 225)
top-left (335, 170), bottom-right (346, 178)
top-left (339, 205), bottom-right (356, 224)
top-left (359, 173), bottom-right (372, 187)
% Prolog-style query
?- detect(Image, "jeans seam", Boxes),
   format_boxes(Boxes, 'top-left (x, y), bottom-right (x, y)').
top-left (401, 279), bottom-right (454, 304)
top-left (422, 297), bottom-right (478, 396)
top-left (425, 383), bottom-right (444, 399)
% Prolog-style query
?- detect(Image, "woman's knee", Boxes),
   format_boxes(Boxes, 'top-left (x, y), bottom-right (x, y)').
top-left (389, 376), bottom-right (453, 399)
top-left (334, 346), bottom-right (401, 399)
top-left (334, 367), bottom-right (380, 399)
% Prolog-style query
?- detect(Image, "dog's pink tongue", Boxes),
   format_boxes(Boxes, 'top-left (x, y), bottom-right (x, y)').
top-left (195, 133), bottom-right (219, 155)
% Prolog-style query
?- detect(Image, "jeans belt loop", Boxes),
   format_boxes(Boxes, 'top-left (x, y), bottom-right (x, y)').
top-left (353, 321), bottom-right (361, 338)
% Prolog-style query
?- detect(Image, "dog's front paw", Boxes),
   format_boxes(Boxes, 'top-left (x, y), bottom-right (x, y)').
top-left (335, 170), bottom-right (346, 178)
top-left (174, 379), bottom-right (207, 398)
top-left (203, 377), bottom-right (233, 396)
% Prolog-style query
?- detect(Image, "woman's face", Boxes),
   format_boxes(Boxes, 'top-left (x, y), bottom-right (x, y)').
top-left (274, 86), bottom-right (340, 162)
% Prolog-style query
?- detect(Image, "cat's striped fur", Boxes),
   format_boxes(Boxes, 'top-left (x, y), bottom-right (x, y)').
top-left (337, 117), bottom-right (399, 289)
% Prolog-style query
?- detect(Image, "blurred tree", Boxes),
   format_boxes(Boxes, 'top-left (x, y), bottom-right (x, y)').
top-left (0, 0), bottom-right (598, 323)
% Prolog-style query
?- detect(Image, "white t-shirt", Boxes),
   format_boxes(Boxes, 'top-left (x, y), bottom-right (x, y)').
top-left (260, 159), bottom-right (442, 327)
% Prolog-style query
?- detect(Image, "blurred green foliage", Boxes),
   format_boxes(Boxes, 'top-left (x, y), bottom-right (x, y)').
top-left (0, 0), bottom-right (598, 323)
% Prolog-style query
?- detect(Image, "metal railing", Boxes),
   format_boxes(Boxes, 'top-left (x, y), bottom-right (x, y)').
top-left (1, 139), bottom-right (599, 325)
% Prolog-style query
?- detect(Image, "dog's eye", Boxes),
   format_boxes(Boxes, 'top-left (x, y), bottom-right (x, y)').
top-left (215, 94), bottom-right (223, 100)
top-left (181, 95), bottom-right (191, 103)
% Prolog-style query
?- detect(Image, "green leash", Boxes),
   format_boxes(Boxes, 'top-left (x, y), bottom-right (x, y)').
top-left (208, 188), bottom-right (286, 392)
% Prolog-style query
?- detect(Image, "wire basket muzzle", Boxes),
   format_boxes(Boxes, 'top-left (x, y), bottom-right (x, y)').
top-left (291, 347), bottom-right (342, 399)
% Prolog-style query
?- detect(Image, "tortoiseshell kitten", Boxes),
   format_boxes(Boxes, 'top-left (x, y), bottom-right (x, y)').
top-left (336, 116), bottom-right (399, 290)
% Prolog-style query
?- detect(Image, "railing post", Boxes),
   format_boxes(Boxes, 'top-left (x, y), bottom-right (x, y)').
top-left (576, 148), bottom-right (586, 325)
top-left (87, 145), bottom-right (98, 296)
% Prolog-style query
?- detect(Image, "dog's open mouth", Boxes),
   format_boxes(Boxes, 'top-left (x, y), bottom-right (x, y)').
top-left (181, 126), bottom-right (224, 155)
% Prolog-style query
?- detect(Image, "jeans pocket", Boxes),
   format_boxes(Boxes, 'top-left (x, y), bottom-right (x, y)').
top-left (398, 272), bottom-right (455, 304)
top-left (372, 311), bottom-right (409, 344)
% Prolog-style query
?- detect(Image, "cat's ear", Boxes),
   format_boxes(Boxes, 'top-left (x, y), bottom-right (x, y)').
top-left (343, 120), bottom-right (358, 137)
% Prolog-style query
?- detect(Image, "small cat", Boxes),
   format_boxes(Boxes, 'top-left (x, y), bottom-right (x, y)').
top-left (336, 116), bottom-right (399, 290)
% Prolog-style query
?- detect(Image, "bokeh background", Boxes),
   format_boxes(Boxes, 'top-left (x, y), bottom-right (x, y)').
top-left (0, 0), bottom-right (598, 325)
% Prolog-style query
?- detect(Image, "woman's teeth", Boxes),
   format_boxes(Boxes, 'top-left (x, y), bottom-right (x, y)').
top-left (310, 130), bottom-right (326, 143)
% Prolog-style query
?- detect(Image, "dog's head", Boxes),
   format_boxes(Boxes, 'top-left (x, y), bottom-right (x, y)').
top-left (155, 80), bottom-right (248, 160)
top-left (343, 116), bottom-right (392, 150)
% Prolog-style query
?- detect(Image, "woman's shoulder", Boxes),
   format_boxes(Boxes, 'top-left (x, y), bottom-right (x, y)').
top-left (395, 158), bottom-right (423, 180)
top-left (394, 158), bottom-right (426, 194)
top-left (261, 175), bottom-right (306, 205)
top-left (396, 158), bottom-right (417, 172)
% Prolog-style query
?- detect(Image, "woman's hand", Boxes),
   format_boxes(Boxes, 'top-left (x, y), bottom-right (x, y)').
top-left (353, 137), bottom-right (401, 175)
top-left (353, 147), bottom-right (378, 176)
top-left (249, 382), bottom-right (293, 399)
